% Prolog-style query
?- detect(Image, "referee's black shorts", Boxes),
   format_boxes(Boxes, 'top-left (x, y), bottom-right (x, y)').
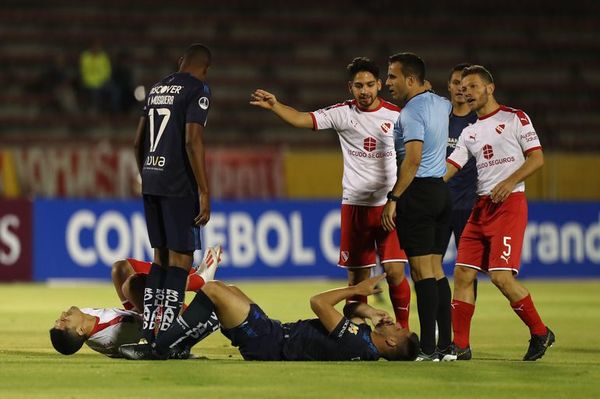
top-left (143, 194), bottom-right (202, 253)
top-left (395, 177), bottom-right (452, 257)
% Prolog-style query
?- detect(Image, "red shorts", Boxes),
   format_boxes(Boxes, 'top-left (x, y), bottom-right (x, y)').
top-left (127, 258), bottom-right (152, 274)
top-left (338, 204), bottom-right (407, 269)
top-left (456, 192), bottom-right (527, 275)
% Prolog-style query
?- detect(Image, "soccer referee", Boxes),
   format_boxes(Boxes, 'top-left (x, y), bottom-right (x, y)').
top-left (382, 52), bottom-right (454, 361)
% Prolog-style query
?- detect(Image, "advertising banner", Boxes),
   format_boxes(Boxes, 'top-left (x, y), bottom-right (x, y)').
top-left (0, 141), bottom-right (284, 199)
top-left (32, 199), bottom-right (600, 281)
top-left (32, 199), bottom-right (346, 281)
top-left (0, 199), bottom-right (32, 282)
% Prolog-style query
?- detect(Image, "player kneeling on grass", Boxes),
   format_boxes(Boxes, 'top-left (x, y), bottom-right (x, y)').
top-left (49, 246), bottom-right (222, 358)
top-left (119, 274), bottom-right (420, 361)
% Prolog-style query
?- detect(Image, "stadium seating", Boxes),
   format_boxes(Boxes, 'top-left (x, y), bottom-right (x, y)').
top-left (1, 0), bottom-right (599, 149)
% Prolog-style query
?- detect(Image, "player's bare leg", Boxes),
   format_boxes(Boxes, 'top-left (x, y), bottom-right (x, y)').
top-left (453, 266), bottom-right (478, 304)
top-left (382, 261), bottom-right (411, 329)
top-left (489, 270), bottom-right (528, 302)
top-left (202, 281), bottom-right (253, 329)
top-left (227, 285), bottom-right (256, 305)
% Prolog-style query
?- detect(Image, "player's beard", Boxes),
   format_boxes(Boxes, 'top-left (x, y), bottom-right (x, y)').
top-left (358, 95), bottom-right (374, 109)
top-left (470, 93), bottom-right (487, 113)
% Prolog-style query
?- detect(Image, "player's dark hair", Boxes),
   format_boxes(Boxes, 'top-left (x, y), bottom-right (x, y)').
top-left (49, 328), bottom-right (86, 355)
top-left (182, 43), bottom-right (212, 67)
top-left (385, 332), bottom-right (420, 361)
top-left (346, 57), bottom-right (380, 81)
top-left (448, 63), bottom-right (472, 82)
top-left (388, 52), bottom-right (426, 84)
top-left (462, 65), bottom-right (494, 84)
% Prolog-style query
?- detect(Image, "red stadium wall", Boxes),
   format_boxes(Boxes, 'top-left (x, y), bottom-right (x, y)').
top-left (0, 139), bottom-right (284, 199)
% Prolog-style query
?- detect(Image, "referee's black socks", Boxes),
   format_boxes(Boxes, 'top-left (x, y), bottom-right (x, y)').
top-left (414, 278), bottom-right (439, 355)
top-left (436, 277), bottom-right (452, 350)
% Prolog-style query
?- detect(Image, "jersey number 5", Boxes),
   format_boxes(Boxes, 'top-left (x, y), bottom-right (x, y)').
top-left (500, 236), bottom-right (512, 263)
top-left (148, 108), bottom-right (171, 152)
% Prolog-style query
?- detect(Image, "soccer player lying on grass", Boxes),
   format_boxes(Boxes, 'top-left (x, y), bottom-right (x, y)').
top-left (119, 274), bottom-right (420, 361)
top-left (49, 246), bottom-right (222, 358)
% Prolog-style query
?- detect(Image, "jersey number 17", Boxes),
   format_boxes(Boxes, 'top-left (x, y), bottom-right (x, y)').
top-left (148, 108), bottom-right (171, 152)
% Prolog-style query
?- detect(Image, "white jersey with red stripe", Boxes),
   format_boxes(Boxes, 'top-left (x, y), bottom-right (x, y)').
top-left (310, 99), bottom-right (400, 206)
top-left (82, 308), bottom-right (142, 357)
top-left (447, 105), bottom-right (542, 196)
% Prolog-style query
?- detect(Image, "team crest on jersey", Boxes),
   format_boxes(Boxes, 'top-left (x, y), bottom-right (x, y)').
top-left (198, 97), bottom-right (210, 110)
top-left (347, 323), bottom-right (359, 335)
top-left (380, 122), bottom-right (392, 133)
top-left (363, 137), bottom-right (377, 152)
top-left (483, 144), bottom-right (494, 160)
top-left (341, 251), bottom-right (349, 263)
top-left (495, 124), bottom-right (505, 134)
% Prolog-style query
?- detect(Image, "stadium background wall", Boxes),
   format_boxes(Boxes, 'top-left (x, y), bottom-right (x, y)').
top-left (0, 141), bottom-right (599, 200)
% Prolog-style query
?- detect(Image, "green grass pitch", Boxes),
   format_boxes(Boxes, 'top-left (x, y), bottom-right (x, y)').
top-left (1, 279), bottom-right (599, 399)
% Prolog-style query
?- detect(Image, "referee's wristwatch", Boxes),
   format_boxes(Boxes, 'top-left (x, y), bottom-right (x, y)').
top-left (387, 191), bottom-right (401, 202)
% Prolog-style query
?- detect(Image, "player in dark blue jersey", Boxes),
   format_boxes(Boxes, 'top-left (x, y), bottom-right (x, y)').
top-left (119, 274), bottom-right (420, 361)
top-left (443, 63), bottom-right (478, 256)
top-left (133, 44), bottom-right (212, 354)
top-left (444, 64), bottom-right (480, 333)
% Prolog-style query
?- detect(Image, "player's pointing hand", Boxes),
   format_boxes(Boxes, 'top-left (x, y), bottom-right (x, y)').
top-left (250, 89), bottom-right (278, 109)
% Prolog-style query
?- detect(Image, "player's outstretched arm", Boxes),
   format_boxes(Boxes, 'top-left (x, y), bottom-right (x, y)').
top-left (250, 89), bottom-right (313, 129)
top-left (310, 274), bottom-right (385, 333)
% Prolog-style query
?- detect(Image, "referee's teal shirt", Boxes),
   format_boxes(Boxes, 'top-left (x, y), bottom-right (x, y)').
top-left (393, 91), bottom-right (451, 178)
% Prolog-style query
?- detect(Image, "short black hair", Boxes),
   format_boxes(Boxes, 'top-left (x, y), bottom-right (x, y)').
top-left (346, 57), bottom-right (380, 81)
top-left (388, 52), bottom-right (426, 84)
top-left (462, 65), bottom-right (494, 84)
top-left (182, 43), bottom-right (212, 67)
top-left (448, 63), bottom-right (472, 82)
top-left (49, 328), bottom-right (86, 355)
top-left (404, 332), bottom-right (420, 360)
top-left (385, 332), bottom-right (420, 361)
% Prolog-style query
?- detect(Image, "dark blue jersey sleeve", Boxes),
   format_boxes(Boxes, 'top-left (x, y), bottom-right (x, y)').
top-left (186, 84), bottom-right (211, 126)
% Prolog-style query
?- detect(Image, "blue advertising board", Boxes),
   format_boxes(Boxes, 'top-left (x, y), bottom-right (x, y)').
top-left (33, 199), bottom-right (600, 281)
top-left (33, 199), bottom-right (347, 281)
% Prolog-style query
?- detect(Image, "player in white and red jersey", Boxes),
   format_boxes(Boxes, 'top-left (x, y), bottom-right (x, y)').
top-left (250, 57), bottom-right (411, 329)
top-left (49, 246), bottom-right (222, 357)
top-left (445, 65), bottom-right (554, 361)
